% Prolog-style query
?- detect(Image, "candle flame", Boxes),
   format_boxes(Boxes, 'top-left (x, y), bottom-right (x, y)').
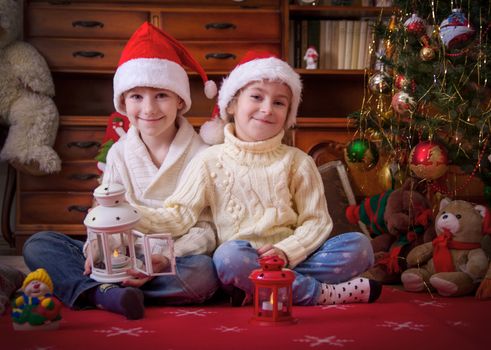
top-left (269, 293), bottom-right (275, 305)
top-left (113, 249), bottom-right (119, 258)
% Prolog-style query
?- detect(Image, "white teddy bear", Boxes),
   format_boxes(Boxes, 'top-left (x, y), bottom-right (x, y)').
top-left (0, 0), bottom-right (60, 175)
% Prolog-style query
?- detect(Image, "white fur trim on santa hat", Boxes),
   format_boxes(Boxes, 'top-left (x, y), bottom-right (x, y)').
top-left (113, 58), bottom-right (191, 116)
top-left (217, 57), bottom-right (302, 129)
top-left (204, 80), bottom-right (218, 99)
top-left (199, 117), bottom-right (226, 145)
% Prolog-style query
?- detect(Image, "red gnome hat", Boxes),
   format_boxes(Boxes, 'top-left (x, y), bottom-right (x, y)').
top-left (113, 22), bottom-right (217, 116)
top-left (199, 50), bottom-right (302, 145)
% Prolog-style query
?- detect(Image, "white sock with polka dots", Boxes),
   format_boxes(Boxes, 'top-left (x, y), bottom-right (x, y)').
top-left (317, 278), bottom-right (381, 305)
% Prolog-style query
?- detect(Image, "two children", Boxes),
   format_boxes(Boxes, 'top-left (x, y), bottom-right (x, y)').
top-left (135, 51), bottom-right (380, 306)
top-left (23, 22), bottom-right (219, 320)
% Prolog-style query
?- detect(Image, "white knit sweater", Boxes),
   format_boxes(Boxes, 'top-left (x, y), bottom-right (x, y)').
top-left (135, 123), bottom-right (332, 268)
top-left (85, 116), bottom-right (216, 258)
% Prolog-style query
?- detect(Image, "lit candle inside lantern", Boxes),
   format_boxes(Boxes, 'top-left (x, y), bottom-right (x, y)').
top-left (262, 293), bottom-right (283, 311)
top-left (111, 249), bottom-right (129, 269)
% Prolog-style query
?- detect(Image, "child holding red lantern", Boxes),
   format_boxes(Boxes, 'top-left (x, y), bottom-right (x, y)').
top-left (134, 51), bottom-right (381, 306)
top-left (22, 22), bottom-right (219, 320)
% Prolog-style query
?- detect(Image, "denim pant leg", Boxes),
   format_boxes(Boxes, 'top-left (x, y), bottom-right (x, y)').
top-left (140, 254), bottom-right (219, 305)
top-left (22, 231), bottom-right (100, 308)
top-left (293, 232), bottom-right (374, 305)
top-left (214, 240), bottom-right (263, 298)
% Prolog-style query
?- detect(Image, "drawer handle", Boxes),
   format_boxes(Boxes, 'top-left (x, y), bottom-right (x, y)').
top-left (205, 53), bottom-right (236, 60)
top-left (67, 141), bottom-right (101, 149)
top-left (69, 173), bottom-right (100, 181)
top-left (68, 205), bottom-right (90, 213)
top-left (72, 20), bottom-right (105, 29)
top-left (205, 22), bottom-right (236, 30)
top-left (72, 51), bottom-right (105, 59)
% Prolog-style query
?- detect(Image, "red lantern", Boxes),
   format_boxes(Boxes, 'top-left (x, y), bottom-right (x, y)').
top-left (248, 256), bottom-right (296, 326)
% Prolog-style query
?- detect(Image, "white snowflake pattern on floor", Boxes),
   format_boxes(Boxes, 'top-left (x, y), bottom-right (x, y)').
top-left (446, 320), bottom-right (469, 327)
top-left (411, 299), bottom-right (448, 308)
top-left (94, 326), bottom-right (155, 337)
top-left (378, 321), bottom-right (427, 331)
top-left (319, 304), bottom-right (353, 310)
top-left (164, 308), bottom-right (217, 317)
top-left (294, 335), bottom-right (354, 347)
top-left (214, 325), bottom-right (247, 333)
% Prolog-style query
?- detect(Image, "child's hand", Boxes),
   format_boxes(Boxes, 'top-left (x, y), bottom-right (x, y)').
top-left (83, 257), bottom-right (92, 275)
top-left (257, 244), bottom-right (288, 266)
top-left (122, 255), bottom-right (170, 288)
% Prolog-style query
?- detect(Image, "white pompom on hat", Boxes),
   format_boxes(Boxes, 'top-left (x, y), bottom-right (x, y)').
top-left (200, 50), bottom-right (302, 145)
top-left (113, 22), bottom-right (217, 116)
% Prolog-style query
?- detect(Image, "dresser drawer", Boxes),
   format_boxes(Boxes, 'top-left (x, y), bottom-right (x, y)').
top-left (30, 38), bottom-right (280, 71)
top-left (54, 125), bottom-right (105, 161)
top-left (19, 161), bottom-right (100, 192)
top-left (26, 7), bottom-right (149, 39)
top-left (160, 11), bottom-right (280, 41)
top-left (28, 38), bottom-right (125, 71)
top-left (18, 193), bottom-right (93, 225)
top-left (188, 42), bottom-right (281, 70)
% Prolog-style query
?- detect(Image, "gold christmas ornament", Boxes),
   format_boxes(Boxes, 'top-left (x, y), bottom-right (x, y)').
top-left (420, 46), bottom-right (435, 61)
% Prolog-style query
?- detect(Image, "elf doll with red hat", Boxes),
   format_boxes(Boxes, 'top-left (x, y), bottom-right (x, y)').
top-left (133, 50), bottom-right (382, 307)
top-left (22, 22), bottom-right (219, 320)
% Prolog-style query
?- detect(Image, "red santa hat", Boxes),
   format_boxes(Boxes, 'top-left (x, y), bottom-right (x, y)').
top-left (113, 22), bottom-right (217, 116)
top-left (199, 50), bottom-right (302, 145)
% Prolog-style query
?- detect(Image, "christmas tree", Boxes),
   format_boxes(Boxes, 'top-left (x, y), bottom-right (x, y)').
top-left (348, 0), bottom-right (491, 204)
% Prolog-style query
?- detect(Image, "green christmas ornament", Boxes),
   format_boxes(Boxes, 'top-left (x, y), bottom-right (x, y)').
top-left (344, 139), bottom-right (379, 170)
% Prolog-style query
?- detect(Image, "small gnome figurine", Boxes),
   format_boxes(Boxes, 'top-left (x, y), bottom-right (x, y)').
top-left (304, 46), bottom-right (319, 69)
top-left (11, 268), bottom-right (62, 330)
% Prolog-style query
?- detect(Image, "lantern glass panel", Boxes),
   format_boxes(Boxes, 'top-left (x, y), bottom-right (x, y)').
top-left (258, 286), bottom-right (289, 316)
top-left (132, 231), bottom-right (176, 276)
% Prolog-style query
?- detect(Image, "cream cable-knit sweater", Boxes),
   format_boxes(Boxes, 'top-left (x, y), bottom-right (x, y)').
top-left (135, 123), bottom-right (333, 268)
top-left (84, 116), bottom-right (216, 258)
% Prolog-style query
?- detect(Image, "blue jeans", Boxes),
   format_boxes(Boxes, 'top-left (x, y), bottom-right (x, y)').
top-left (213, 232), bottom-right (374, 306)
top-left (23, 231), bottom-right (219, 308)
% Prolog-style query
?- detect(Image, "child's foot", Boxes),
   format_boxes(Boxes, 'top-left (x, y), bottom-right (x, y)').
top-left (317, 278), bottom-right (382, 305)
top-left (88, 284), bottom-right (144, 320)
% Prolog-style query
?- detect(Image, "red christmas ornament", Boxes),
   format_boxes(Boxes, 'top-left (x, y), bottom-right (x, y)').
top-left (391, 91), bottom-right (416, 116)
top-left (395, 74), bottom-right (415, 92)
top-left (249, 256), bottom-right (296, 326)
top-left (404, 13), bottom-right (426, 37)
top-left (409, 141), bottom-right (449, 180)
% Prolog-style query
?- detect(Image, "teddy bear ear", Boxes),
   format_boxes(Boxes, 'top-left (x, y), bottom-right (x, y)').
top-left (439, 197), bottom-right (452, 211)
top-left (474, 205), bottom-right (487, 219)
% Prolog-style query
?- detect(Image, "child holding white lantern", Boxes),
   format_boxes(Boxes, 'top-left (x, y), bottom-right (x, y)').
top-left (22, 22), bottom-right (219, 320)
top-left (134, 50), bottom-right (381, 307)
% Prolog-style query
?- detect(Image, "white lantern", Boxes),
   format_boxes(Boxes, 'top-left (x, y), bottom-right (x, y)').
top-left (84, 183), bottom-right (175, 283)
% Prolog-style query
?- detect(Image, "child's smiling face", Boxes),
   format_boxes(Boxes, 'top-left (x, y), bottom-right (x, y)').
top-left (122, 86), bottom-right (183, 138)
top-left (227, 80), bottom-right (291, 142)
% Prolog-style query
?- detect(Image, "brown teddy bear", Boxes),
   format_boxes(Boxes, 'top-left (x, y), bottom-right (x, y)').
top-left (401, 198), bottom-right (490, 297)
top-left (346, 179), bottom-right (435, 283)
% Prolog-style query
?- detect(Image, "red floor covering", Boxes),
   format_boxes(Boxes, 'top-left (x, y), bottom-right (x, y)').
top-left (1, 286), bottom-right (490, 350)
